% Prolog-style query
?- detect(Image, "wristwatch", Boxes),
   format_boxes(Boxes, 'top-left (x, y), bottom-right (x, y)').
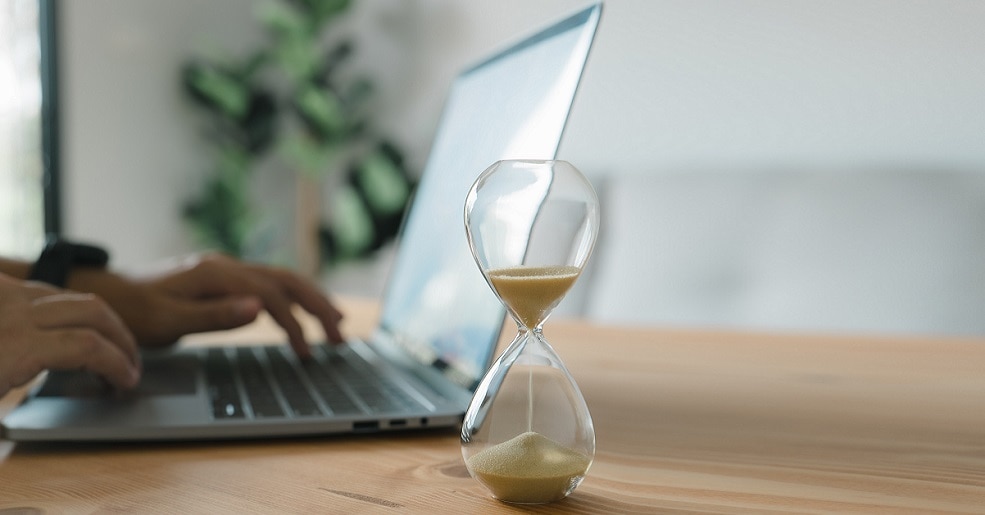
top-left (28, 237), bottom-right (110, 288)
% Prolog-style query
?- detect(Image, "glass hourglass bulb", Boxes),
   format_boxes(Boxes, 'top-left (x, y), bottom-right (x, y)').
top-left (461, 160), bottom-right (600, 504)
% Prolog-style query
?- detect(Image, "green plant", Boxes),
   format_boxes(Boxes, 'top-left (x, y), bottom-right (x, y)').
top-left (182, 0), bottom-right (413, 267)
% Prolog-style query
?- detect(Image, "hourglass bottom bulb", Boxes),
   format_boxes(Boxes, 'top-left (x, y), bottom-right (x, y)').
top-left (465, 431), bottom-right (591, 504)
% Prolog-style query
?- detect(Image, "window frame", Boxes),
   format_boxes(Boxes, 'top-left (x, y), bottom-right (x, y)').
top-left (39, 0), bottom-right (60, 236)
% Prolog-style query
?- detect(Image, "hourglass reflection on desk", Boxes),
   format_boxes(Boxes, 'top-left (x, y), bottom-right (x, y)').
top-left (461, 159), bottom-right (600, 504)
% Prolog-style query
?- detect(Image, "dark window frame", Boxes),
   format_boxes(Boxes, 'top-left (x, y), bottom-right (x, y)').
top-left (39, 0), bottom-right (61, 236)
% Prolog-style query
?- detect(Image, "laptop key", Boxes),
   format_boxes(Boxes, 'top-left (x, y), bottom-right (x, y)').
top-left (264, 347), bottom-right (323, 417)
top-left (326, 347), bottom-right (416, 413)
top-left (335, 347), bottom-right (422, 412)
top-left (300, 349), bottom-right (362, 415)
top-left (236, 348), bottom-right (285, 418)
top-left (204, 349), bottom-right (245, 419)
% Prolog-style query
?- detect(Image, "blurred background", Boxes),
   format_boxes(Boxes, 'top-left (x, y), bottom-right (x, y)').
top-left (3, 0), bottom-right (984, 337)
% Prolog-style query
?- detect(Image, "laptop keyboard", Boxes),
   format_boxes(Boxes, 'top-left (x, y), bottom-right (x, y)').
top-left (204, 344), bottom-right (426, 420)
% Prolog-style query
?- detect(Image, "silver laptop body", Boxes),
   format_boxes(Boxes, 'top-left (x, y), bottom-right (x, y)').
top-left (1, 3), bottom-right (602, 442)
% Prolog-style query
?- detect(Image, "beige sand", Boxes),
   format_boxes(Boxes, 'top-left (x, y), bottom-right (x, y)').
top-left (488, 265), bottom-right (580, 329)
top-left (467, 431), bottom-right (591, 504)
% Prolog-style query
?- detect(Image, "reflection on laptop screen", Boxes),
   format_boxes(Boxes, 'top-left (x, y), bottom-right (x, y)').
top-left (378, 5), bottom-right (602, 389)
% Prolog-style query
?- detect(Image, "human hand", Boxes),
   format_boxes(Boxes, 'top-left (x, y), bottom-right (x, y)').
top-left (68, 253), bottom-right (345, 358)
top-left (0, 274), bottom-right (141, 398)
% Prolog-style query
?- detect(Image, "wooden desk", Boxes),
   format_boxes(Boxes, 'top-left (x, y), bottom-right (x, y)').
top-left (2, 297), bottom-right (984, 513)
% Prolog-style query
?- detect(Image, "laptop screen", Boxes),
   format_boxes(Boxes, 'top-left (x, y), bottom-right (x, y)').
top-left (377, 4), bottom-right (602, 389)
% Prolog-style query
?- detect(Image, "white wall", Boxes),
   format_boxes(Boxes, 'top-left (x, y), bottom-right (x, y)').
top-left (562, 0), bottom-right (985, 172)
top-left (60, 0), bottom-right (265, 269)
top-left (59, 1), bottom-right (985, 335)
top-left (358, 0), bottom-right (985, 173)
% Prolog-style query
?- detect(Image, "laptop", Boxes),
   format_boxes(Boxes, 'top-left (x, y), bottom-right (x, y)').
top-left (1, 3), bottom-right (603, 442)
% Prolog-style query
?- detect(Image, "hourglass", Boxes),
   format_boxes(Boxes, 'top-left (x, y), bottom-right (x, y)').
top-left (461, 160), bottom-right (600, 504)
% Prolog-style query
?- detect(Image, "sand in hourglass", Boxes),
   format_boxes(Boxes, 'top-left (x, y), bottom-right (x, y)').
top-left (470, 265), bottom-right (588, 503)
top-left (487, 265), bottom-right (580, 329)
top-left (467, 431), bottom-right (591, 504)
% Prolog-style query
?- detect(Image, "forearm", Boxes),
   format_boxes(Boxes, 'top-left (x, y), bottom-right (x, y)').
top-left (65, 266), bottom-right (137, 302)
top-left (0, 258), bottom-right (32, 280)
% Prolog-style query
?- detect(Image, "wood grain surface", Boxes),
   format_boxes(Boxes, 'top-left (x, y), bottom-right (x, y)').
top-left (2, 297), bottom-right (984, 513)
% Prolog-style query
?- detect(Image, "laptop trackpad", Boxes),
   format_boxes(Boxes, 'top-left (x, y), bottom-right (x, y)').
top-left (36, 353), bottom-right (199, 398)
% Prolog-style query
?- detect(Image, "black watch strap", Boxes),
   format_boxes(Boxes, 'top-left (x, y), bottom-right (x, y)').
top-left (28, 237), bottom-right (110, 288)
